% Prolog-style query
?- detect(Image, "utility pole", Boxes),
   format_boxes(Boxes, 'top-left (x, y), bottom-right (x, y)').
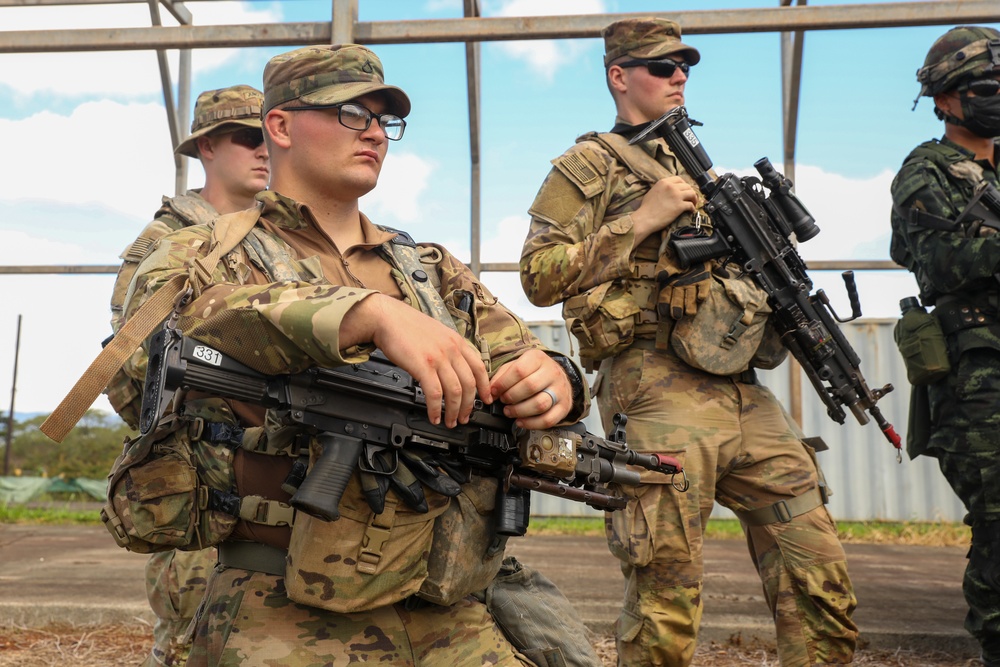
top-left (4, 315), bottom-right (22, 477)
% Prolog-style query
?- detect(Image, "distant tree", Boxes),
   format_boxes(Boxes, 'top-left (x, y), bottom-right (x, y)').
top-left (13, 410), bottom-right (133, 479)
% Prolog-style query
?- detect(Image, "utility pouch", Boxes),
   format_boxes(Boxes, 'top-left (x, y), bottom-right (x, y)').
top-left (285, 470), bottom-right (450, 614)
top-left (102, 398), bottom-right (240, 554)
top-left (669, 269), bottom-right (772, 375)
top-left (893, 305), bottom-right (951, 385)
top-left (905, 383), bottom-right (933, 460)
top-left (418, 475), bottom-right (508, 606)
top-left (562, 282), bottom-right (638, 364)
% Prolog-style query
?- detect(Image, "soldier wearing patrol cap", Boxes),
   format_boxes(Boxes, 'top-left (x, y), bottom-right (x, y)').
top-left (890, 25), bottom-right (1000, 667)
top-left (520, 17), bottom-right (858, 666)
top-left (115, 43), bottom-right (598, 666)
top-left (103, 83), bottom-right (268, 667)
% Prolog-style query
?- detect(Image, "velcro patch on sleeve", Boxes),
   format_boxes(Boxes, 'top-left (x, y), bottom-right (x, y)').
top-left (553, 151), bottom-right (605, 199)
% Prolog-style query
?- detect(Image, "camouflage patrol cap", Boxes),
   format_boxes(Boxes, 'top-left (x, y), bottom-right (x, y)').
top-left (602, 17), bottom-right (700, 68)
top-left (174, 85), bottom-right (263, 158)
top-left (262, 44), bottom-right (411, 117)
top-left (917, 25), bottom-right (1000, 97)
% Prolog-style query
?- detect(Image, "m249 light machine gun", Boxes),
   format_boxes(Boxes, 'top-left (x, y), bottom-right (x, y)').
top-left (631, 106), bottom-right (902, 456)
top-left (140, 328), bottom-right (685, 536)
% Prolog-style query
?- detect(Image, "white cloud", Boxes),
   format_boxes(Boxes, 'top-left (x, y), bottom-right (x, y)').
top-left (361, 152), bottom-right (436, 224)
top-left (0, 2), bottom-right (279, 97)
top-left (0, 100), bottom-right (175, 220)
top-left (489, 0), bottom-right (607, 81)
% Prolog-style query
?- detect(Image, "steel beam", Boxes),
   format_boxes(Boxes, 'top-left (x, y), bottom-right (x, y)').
top-left (2, 2), bottom-right (998, 53)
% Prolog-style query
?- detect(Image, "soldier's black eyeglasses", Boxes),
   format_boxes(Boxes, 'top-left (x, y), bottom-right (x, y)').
top-left (285, 102), bottom-right (406, 140)
top-left (961, 79), bottom-right (1000, 97)
top-left (228, 127), bottom-right (265, 149)
top-left (617, 58), bottom-right (690, 79)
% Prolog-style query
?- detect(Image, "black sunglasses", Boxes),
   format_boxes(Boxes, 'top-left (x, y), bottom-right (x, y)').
top-left (617, 57), bottom-right (690, 79)
top-left (228, 127), bottom-right (265, 149)
top-left (961, 78), bottom-right (1000, 97)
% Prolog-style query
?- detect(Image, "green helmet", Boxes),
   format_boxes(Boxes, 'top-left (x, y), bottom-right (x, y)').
top-left (916, 25), bottom-right (1000, 97)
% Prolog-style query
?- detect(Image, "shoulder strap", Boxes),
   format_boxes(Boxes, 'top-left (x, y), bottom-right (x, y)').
top-left (378, 226), bottom-right (459, 334)
top-left (41, 206), bottom-right (263, 443)
top-left (584, 132), bottom-right (670, 185)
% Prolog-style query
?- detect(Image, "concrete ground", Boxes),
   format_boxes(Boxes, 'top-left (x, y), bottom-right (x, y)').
top-left (0, 524), bottom-right (980, 659)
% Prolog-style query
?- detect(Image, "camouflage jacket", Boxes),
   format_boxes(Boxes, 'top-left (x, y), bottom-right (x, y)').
top-left (521, 132), bottom-right (704, 309)
top-left (110, 190), bottom-right (217, 333)
top-left (889, 137), bottom-right (1000, 306)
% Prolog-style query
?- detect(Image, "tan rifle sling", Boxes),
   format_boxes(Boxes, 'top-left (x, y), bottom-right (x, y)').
top-left (41, 206), bottom-right (263, 443)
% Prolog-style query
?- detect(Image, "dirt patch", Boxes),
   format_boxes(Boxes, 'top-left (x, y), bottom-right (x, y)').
top-left (0, 624), bottom-right (983, 667)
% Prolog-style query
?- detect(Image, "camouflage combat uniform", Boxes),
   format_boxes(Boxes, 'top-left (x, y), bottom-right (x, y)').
top-left (106, 84), bottom-right (265, 667)
top-left (890, 136), bottom-right (1000, 665)
top-left (121, 189), bottom-right (591, 667)
top-left (521, 126), bottom-right (858, 666)
top-left (110, 193), bottom-right (220, 667)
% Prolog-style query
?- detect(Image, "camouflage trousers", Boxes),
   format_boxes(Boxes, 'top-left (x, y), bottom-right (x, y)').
top-left (143, 547), bottom-right (217, 667)
top-left (186, 567), bottom-right (534, 666)
top-left (927, 343), bottom-right (1000, 664)
top-left (596, 347), bottom-right (858, 667)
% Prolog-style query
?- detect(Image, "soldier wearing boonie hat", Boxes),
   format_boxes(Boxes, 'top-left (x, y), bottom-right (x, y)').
top-left (109, 41), bottom-right (595, 667)
top-left (521, 16), bottom-right (859, 667)
top-left (174, 84), bottom-right (265, 158)
top-left (891, 25), bottom-right (1000, 667)
top-left (106, 82), bottom-right (269, 667)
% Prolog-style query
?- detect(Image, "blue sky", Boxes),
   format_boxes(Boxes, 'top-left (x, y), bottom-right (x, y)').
top-left (1, 0), bottom-right (998, 414)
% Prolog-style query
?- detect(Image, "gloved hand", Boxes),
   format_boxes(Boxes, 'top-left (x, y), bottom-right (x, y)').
top-left (657, 261), bottom-right (712, 320)
top-left (358, 448), bottom-right (468, 515)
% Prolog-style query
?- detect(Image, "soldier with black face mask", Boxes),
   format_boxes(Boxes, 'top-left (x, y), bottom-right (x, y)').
top-left (890, 24), bottom-right (1000, 667)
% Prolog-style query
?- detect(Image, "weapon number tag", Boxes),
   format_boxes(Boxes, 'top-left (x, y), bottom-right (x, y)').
top-left (682, 127), bottom-right (700, 148)
top-left (192, 345), bottom-right (223, 366)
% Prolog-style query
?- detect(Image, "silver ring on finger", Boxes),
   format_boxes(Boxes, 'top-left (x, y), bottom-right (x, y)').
top-left (540, 387), bottom-right (559, 410)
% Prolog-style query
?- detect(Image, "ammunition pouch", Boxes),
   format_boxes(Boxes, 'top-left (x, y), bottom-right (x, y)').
top-left (102, 399), bottom-right (241, 554)
top-left (562, 281), bottom-right (639, 366)
top-left (669, 268), bottom-right (773, 376)
top-left (285, 471), bottom-right (506, 614)
top-left (893, 304), bottom-right (952, 386)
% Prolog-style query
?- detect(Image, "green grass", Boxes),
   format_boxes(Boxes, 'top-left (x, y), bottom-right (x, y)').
top-left (0, 502), bottom-right (103, 525)
top-left (2, 504), bottom-right (972, 547)
top-left (527, 515), bottom-right (971, 546)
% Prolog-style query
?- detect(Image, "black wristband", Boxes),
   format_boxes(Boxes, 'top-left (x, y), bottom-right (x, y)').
top-left (549, 353), bottom-right (586, 419)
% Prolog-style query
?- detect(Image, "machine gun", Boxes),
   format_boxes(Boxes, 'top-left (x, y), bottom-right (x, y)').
top-left (631, 106), bottom-right (901, 453)
top-left (139, 327), bottom-right (685, 535)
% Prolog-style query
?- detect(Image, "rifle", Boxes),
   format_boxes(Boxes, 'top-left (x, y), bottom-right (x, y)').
top-left (139, 326), bottom-right (685, 535)
top-left (631, 106), bottom-right (902, 454)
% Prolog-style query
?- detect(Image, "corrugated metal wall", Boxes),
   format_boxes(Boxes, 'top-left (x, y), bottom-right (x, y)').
top-left (527, 319), bottom-right (965, 522)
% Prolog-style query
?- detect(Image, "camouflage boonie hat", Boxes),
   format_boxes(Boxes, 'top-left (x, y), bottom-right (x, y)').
top-left (917, 25), bottom-right (1000, 97)
top-left (174, 85), bottom-right (263, 158)
top-left (602, 17), bottom-right (700, 68)
top-left (262, 44), bottom-right (411, 117)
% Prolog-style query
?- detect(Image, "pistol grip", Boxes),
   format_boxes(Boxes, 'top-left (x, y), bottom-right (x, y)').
top-left (290, 434), bottom-right (363, 521)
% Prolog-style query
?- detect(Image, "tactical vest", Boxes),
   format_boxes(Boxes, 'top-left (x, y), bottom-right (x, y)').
top-left (110, 191), bottom-right (219, 334)
top-left (890, 138), bottom-right (1000, 307)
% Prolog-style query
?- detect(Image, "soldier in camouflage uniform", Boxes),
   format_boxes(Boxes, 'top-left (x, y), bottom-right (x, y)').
top-left (106, 84), bottom-right (269, 667)
top-left (119, 44), bottom-right (596, 667)
top-left (520, 18), bottom-right (857, 667)
top-left (889, 26), bottom-right (1000, 667)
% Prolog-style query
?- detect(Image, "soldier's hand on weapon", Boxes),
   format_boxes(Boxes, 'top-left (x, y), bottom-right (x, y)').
top-left (489, 349), bottom-right (573, 429)
top-left (341, 294), bottom-right (492, 429)
top-left (631, 176), bottom-right (699, 246)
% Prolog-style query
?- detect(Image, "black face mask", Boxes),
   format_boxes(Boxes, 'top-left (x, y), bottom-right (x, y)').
top-left (959, 93), bottom-right (1000, 138)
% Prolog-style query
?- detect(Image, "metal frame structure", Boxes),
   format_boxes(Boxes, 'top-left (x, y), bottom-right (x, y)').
top-left (2, 0), bottom-right (999, 422)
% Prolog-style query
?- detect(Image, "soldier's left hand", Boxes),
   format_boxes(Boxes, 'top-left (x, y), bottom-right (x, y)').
top-left (490, 349), bottom-right (573, 429)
